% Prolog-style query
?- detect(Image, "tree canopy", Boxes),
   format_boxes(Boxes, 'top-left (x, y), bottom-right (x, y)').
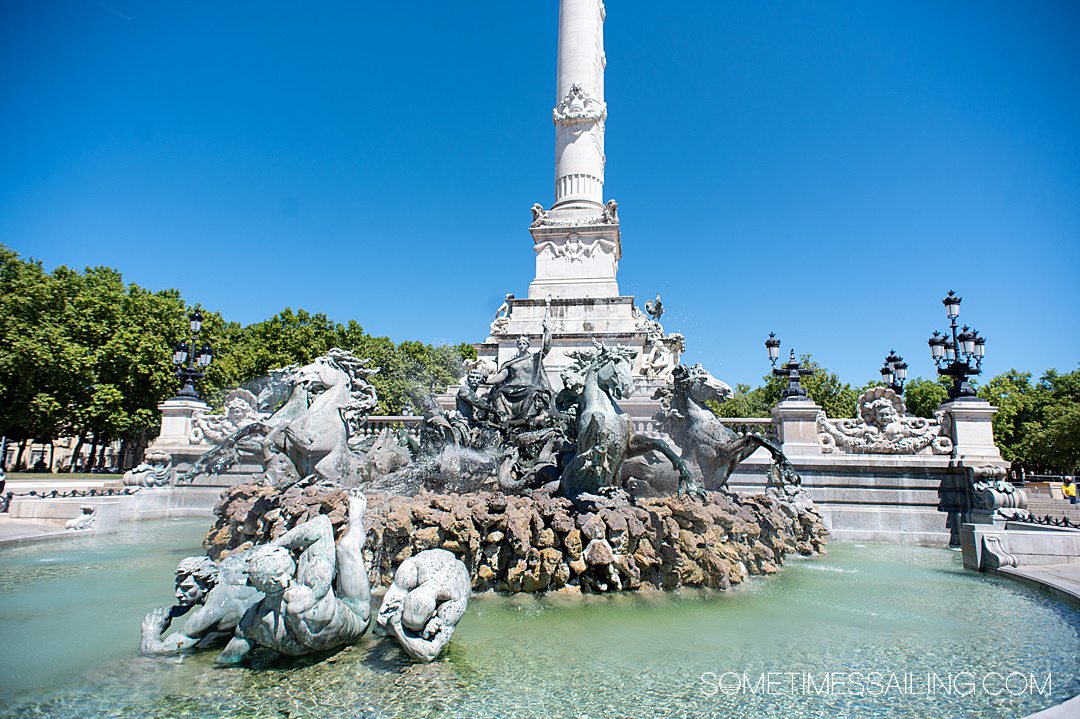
top-left (0, 247), bottom-right (475, 460)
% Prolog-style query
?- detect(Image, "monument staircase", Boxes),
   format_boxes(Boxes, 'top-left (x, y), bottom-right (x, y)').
top-left (1024, 491), bottom-right (1080, 523)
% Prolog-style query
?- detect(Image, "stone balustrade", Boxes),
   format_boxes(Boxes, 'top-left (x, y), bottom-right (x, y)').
top-left (354, 416), bottom-right (423, 440)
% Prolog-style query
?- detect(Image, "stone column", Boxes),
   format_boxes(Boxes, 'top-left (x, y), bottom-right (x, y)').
top-left (552, 0), bottom-right (607, 213)
top-left (528, 0), bottom-right (621, 300)
top-left (940, 398), bottom-right (1024, 539)
top-left (771, 398), bottom-right (824, 458)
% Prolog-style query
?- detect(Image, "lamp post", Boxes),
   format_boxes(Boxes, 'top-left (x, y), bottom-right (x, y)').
top-left (880, 350), bottom-right (908, 394)
top-left (172, 310), bottom-right (213, 400)
top-left (766, 333), bottom-right (815, 400)
top-left (928, 290), bottom-right (984, 400)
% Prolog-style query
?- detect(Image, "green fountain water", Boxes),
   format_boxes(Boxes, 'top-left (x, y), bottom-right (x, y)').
top-left (0, 519), bottom-right (1076, 718)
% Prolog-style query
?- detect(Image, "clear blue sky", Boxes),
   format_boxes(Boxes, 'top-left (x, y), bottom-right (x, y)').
top-left (1, 1), bottom-right (1077, 387)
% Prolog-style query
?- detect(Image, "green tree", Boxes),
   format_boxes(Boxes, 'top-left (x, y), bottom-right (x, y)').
top-left (903, 376), bottom-right (951, 418)
top-left (977, 370), bottom-right (1047, 464)
top-left (755, 355), bottom-right (859, 419)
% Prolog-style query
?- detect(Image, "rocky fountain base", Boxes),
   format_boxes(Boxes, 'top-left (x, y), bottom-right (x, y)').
top-left (205, 481), bottom-right (828, 594)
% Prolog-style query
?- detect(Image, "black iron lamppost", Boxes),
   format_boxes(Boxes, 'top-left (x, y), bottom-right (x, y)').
top-left (172, 310), bottom-right (213, 400)
top-left (928, 290), bottom-right (984, 400)
top-left (766, 332), bottom-right (815, 400)
top-left (880, 350), bottom-right (908, 394)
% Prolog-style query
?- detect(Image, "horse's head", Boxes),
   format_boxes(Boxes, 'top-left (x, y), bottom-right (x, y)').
top-left (671, 363), bottom-right (733, 406)
top-left (564, 342), bottom-right (638, 400)
top-left (293, 357), bottom-right (350, 397)
top-left (285, 349), bottom-right (380, 413)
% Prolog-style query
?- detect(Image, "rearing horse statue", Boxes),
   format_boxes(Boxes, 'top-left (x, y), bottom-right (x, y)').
top-left (559, 343), bottom-right (702, 499)
top-left (180, 349), bottom-right (379, 486)
top-left (655, 364), bottom-right (800, 490)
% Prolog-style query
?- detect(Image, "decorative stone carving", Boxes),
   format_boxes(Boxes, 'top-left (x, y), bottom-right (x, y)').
top-left (971, 465), bottom-right (1027, 515)
top-left (642, 338), bottom-right (675, 380)
top-left (65, 505), bottom-right (96, 531)
top-left (980, 534), bottom-right (1019, 570)
top-left (123, 450), bottom-right (174, 487)
top-left (190, 389), bottom-right (264, 444)
top-left (552, 83), bottom-right (607, 125)
top-left (817, 387), bottom-right (953, 455)
top-left (141, 553), bottom-right (262, 654)
top-left (529, 203), bottom-right (547, 228)
top-left (667, 332), bottom-right (686, 363)
top-left (376, 548), bottom-right (471, 662)
top-left (601, 198), bottom-right (619, 224)
top-left (462, 357), bottom-right (498, 383)
top-left (529, 198), bottom-right (617, 230)
top-left (215, 489), bottom-right (372, 663)
top-left (531, 212), bottom-right (619, 228)
top-left (489, 293), bottom-right (514, 335)
top-left (534, 234), bottom-right (616, 262)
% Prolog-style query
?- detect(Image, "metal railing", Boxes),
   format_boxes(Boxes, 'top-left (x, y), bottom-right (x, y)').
top-left (1009, 513), bottom-right (1080, 530)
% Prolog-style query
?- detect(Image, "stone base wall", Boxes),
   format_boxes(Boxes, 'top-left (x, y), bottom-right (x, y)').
top-left (203, 484), bottom-right (829, 594)
top-left (728, 454), bottom-right (960, 546)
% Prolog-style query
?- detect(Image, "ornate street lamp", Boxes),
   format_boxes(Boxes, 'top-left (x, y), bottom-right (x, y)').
top-left (766, 333), bottom-right (815, 400)
top-left (172, 310), bottom-right (213, 400)
top-left (928, 290), bottom-right (984, 400)
top-left (880, 350), bottom-right (908, 394)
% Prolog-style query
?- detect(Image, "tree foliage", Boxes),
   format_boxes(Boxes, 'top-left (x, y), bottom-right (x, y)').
top-left (710, 355), bottom-right (862, 419)
top-left (977, 368), bottom-right (1080, 472)
top-left (901, 377), bottom-right (951, 419)
top-left (0, 247), bottom-right (473, 461)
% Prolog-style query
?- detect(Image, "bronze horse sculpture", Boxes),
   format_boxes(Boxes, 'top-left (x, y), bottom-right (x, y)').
top-left (558, 343), bottom-right (702, 499)
top-left (180, 349), bottom-right (379, 486)
top-left (655, 364), bottom-right (800, 490)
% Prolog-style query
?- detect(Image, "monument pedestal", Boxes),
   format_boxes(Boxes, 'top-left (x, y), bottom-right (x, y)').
top-left (148, 398), bottom-right (210, 459)
top-left (772, 398), bottom-right (825, 457)
top-left (940, 399), bottom-right (1008, 468)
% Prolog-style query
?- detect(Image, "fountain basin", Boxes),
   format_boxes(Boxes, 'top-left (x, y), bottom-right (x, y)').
top-left (1, 518), bottom-right (1077, 718)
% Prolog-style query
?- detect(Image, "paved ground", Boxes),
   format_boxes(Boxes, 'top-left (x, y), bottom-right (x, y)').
top-left (999, 562), bottom-right (1080, 608)
top-left (0, 516), bottom-right (67, 546)
top-left (5, 477), bottom-right (120, 491)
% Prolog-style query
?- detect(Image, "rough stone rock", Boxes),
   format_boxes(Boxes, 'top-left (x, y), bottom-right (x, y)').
top-left (204, 485), bottom-right (828, 594)
top-left (583, 538), bottom-right (615, 565)
top-left (563, 528), bottom-right (584, 559)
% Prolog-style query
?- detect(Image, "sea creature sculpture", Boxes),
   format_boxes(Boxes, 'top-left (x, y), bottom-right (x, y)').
top-left (141, 553), bottom-right (262, 654)
top-left (376, 548), bottom-right (471, 662)
top-left (216, 488), bottom-right (372, 662)
top-left (559, 342), bottom-right (699, 498)
top-left (180, 349), bottom-right (379, 486)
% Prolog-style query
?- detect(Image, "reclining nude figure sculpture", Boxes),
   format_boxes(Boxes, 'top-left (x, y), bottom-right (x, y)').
top-left (216, 488), bottom-right (372, 663)
top-left (376, 548), bottom-right (471, 662)
top-left (141, 553), bottom-right (262, 654)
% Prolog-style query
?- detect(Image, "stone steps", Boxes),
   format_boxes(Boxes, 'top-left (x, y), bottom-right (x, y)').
top-left (1025, 495), bottom-right (1080, 521)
